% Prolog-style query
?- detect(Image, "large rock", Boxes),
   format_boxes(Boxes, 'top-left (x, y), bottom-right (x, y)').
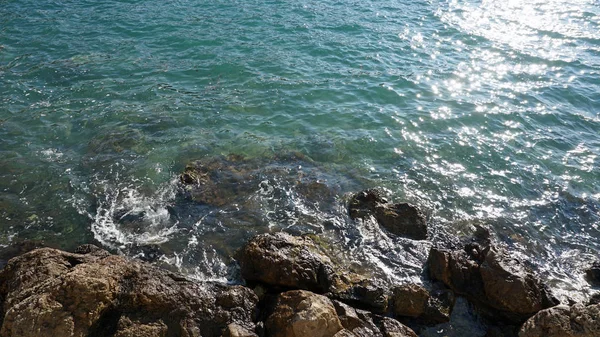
top-left (266, 290), bottom-right (344, 337)
top-left (0, 246), bottom-right (258, 337)
top-left (390, 283), bottom-right (455, 324)
top-left (519, 303), bottom-right (600, 337)
top-left (427, 227), bottom-right (558, 323)
top-left (236, 232), bottom-right (337, 293)
top-left (348, 189), bottom-right (427, 240)
top-left (236, 233), bottom-right (388, 312)
top-left (265, 290), bottom-right (417, 337)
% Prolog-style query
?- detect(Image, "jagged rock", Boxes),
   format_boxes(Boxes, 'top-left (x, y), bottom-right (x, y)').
top-left (376, 317), bottom-right (418, 337)
top-left (333, 300), bottom-right (382, 336)
top-left (236, 233), bottom-right (388, 312)
top-left (390, 283), bottom-right (455, 324)
top-left (265, 290), bottom-right (344, 337)
top-left (427, 227), bottom-right (558, 324)
top-left (519, 303), bottom-right (600, 337)
top-left (348, 189), bottom-right (427, 240)
top-left (0, 246), bottom-right (258, 337)
top-left (329, 278), bottom-right (389, 313)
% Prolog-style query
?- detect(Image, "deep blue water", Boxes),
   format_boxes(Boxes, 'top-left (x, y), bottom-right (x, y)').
top-left (1, 0), bottom-right (600, 332)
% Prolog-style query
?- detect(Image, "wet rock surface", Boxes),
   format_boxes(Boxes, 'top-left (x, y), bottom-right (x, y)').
top-left (348, 189), bottom-right (427, 240)
top-left (427, 227), bottom-right (558, 324)
top-left (584, 262), bottom-right (600, 287)
top-left (0, 246), bottom-right (258, 337)
top-left (518, 303), bottom-right (600, 337)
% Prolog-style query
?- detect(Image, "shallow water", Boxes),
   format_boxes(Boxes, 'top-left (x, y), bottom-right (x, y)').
top-left (1, 0), bottom-right (600, 326)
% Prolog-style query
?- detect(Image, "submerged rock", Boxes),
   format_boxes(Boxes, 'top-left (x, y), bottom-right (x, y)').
top-left (0, 246), bottom-right (258, 337)
top-left (348, 189), bottom-right (427, 240)
top-left (519, 303), bottom-right (600, 337)
top-left (427, 227), bottom-right (558, 324)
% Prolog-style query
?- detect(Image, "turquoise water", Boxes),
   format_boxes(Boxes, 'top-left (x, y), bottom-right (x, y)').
top-left (1, 0), bottom-right (600, 310)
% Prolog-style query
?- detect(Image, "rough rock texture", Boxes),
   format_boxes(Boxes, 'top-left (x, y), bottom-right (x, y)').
top-left (266, 290), bottom-right (344, 337)
top-left (427, 227), bottom-right (558, 323)
top-left (236, 232), bottom-right (387, 312)
top-left (265, 290), bottom-right (417, 337)
top-left (0, 246), bottom-right (258, 337)
top-left (518, 303), bottom-right (600, 337)
top-left (348, 189), bottom-right (427, 240)
top-left (236, 232), bottom-right (337, 293)
top-left (390, 283), bottom-right (455, 324)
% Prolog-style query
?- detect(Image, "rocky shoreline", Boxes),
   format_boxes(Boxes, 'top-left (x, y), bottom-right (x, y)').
top-left (1, 190), bottom-right (599, 337)
top-left (0, 156), bottom-right (598, 337)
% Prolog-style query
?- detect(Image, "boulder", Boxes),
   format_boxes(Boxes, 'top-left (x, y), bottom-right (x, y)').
top-left (348, 189), bottom-right (427, 240)
top-left (236, 233), bottom-right (388, 312)
top-left (427, 227), bottom-right (558, 323)
top-left (0, 246), bottom-right (258, 337)
top-left (390, 283), bottom-right (455, 324)
top-left (264, 290), bottom-right (417, 337)
top-left (236, 232), bottom-right (336, 293)
top-left (519, 303), bottom-right (600, 337)
top-left (265, 290), bottom-right (344, 337)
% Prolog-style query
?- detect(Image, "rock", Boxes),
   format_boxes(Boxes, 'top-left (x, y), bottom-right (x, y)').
top-left (264, 290), bottom-right (417, 337)
top-left (332, 300), bottom-right (382, 336)
top-left (236, 233), bottom-right (388, 312)
top-left (113, 317), bottom-right (168, 337)
top-left (391, 284), bottom-right (429, 318)
top-left (585, 262), bottom-right (600, 286)
top-left (375, 317), bottom-right (418, 337)
top-left (348, 189), bottom-right (427, 240)
top-left (222, 323), bottom-right (259, 337)
top-left (348, 189), bottom-right (388, 219)
top-left (265, 290), bottom-right (344, 337)
top-left (0, 245), bottom-right (258, 337)
top-left (390, 283), bottom-right (455, 324)
top-left (180, 155), bottom-right (256, 207)
top-left (519, 303), bottom-right (600, 337)
top-left (329, 278), bottom-right (389, 313)
top-left (236, 232), bottom-right (336, 292)
top-left (427, 227), bottom-right (558, 323)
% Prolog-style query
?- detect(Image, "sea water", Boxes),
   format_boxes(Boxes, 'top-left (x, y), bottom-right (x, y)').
top-left (1, 0), bottom-right (599, 325)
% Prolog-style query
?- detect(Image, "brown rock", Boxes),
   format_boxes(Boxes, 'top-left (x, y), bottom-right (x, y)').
top-left (266, 290), bottom-right (344, 337)
top-left (391, 284), bottom-right (429, 318)
top-left (376, 317), bottom-right (418, 337)
top-left (332, 300), bottom-right (382, 337)
top-left (0, 246), bottom-right (258, 337)
top-left (390, 283), bottom-right (455, 324)
top-left (519, 303), bottom-right (600, 337)
top-left (236, 233), bottom-right (336, 292)
top-left (221, 323), bottom-right (259, 337)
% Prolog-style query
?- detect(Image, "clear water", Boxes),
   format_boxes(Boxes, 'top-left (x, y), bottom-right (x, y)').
top-left (1, 0), bottom-right (600, 317)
